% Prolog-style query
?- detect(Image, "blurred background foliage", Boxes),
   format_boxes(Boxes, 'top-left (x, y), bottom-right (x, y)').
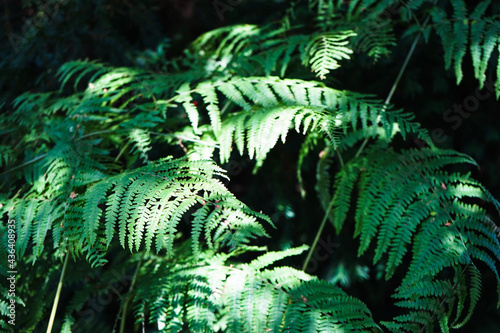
top-left (1, 0), bottom-right (499, 331)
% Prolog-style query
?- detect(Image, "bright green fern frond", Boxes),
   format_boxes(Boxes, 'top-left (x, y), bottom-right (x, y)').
top-left (129, 128), bottom-right (152, 164)
top-left (132, 245), bottom-right (380, 333)
top-left (71, 158), bottom-right (271, 260)
top-left (174, 76), bottom-right (429, 168)
top-left (304, 31), bottom-right (356, 80)
top-left (177, 82), bottom-right (201, 134)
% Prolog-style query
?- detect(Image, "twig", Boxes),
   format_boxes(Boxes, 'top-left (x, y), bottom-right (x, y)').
top-left (46, 253), bottom-right (69, 333)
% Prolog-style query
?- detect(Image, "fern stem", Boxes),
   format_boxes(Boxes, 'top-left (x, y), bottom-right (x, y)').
top-left (302, 196), bottom-right (335, 271)
top-left (354, 136), bottom-right (369, 159)
top-left (46, 253), bottom-right (69, 333)
top-left (220, 100), bottom-right (231, 116)
top-left (79, 128), bottom-right (129, 139)
top-left (355, 16), bottom-right (430, 159)
top-left (336, 149), bottom-right (344, 168)
top-left (309, 17), bottom-right (429, 267)
top-left (384, 16), bottom-right (430, 107)
top-left (0, 153), bottom-right (47, 177)
top-left (115, 140), bottom-right (131, 162)
top-left (119, 252), bottom-right (144, 333)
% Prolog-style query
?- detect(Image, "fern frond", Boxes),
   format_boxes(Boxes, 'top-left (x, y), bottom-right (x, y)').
top-left (132, 245), bottom-right (380, 333)
top-left (352, 19), bottom-right (396, 61)
top-left (323, 145), bottom-right (500, 330)
top-left (174, 76), bottom-right (430, 168)
top-left (72, 158), bottom-right (271, 260)
top-left (57, 59), bottom-right (109, 92)
top-left (431, 1), bottom-right (500, 96)
top-left (0, 145), bottom-right (13, 168)
top-left (191, 24), bottom-right (260, 61)
top-left (304, 31), bottom-right (356, 80)
top-left (129, 128), bottom-right (152, 164)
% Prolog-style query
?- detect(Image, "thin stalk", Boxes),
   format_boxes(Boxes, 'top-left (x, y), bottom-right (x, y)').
top-left (119, 252), bottom-right (144, 333)
top-left (46, 253), bottom-right (69, 333)
top-left (355, 16), bottom-right (430, 159)
top-left (302, 197), bottom-right (335, 271)
top-left (0, 154), bottom-right (47, 177)
top-left (79, 129), bottom-right (123, 139)
top-left (220, 100), bottom-right (231, 117)
top-left (384, 17), bottom-right (430, 107)
top-left (114, 141), bottom-right (131, 163)
top-left (336, 149), bottom-right (344, 168)
top-left (307, 16), bottom-right (431, 269)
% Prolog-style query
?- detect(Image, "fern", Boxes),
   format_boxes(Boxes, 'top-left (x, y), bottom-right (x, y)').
top-left (305, 31), bottom-right (356, 79)
top-left (408, 0), bottom-right (500, 96)
top-left (72, 158), bottom-right (271, 261)
top-left (2, 1), bottom-right (500, 332)
top-left (129, 245), bottom-right (380, 333)
top-left (320, 144), bottom-right (500, 331)
top-left (171, 76), bottom-right (430, 168)
top-left (310, 0), bottom-right (398, 61)
top-left (129, 128), bottom-right (152, 163)
top-left (307, 0), bottom-right (500, 95)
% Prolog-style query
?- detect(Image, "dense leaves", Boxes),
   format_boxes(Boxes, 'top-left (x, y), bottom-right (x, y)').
top-left (1, 0), bottom-right (500, 332)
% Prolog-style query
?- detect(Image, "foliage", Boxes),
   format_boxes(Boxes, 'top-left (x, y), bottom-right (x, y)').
top-left (1, 0), bottom-right (500, 332)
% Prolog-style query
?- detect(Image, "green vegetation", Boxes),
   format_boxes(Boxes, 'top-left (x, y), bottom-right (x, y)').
top-left (1, 0), bottom-right (500, 332)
